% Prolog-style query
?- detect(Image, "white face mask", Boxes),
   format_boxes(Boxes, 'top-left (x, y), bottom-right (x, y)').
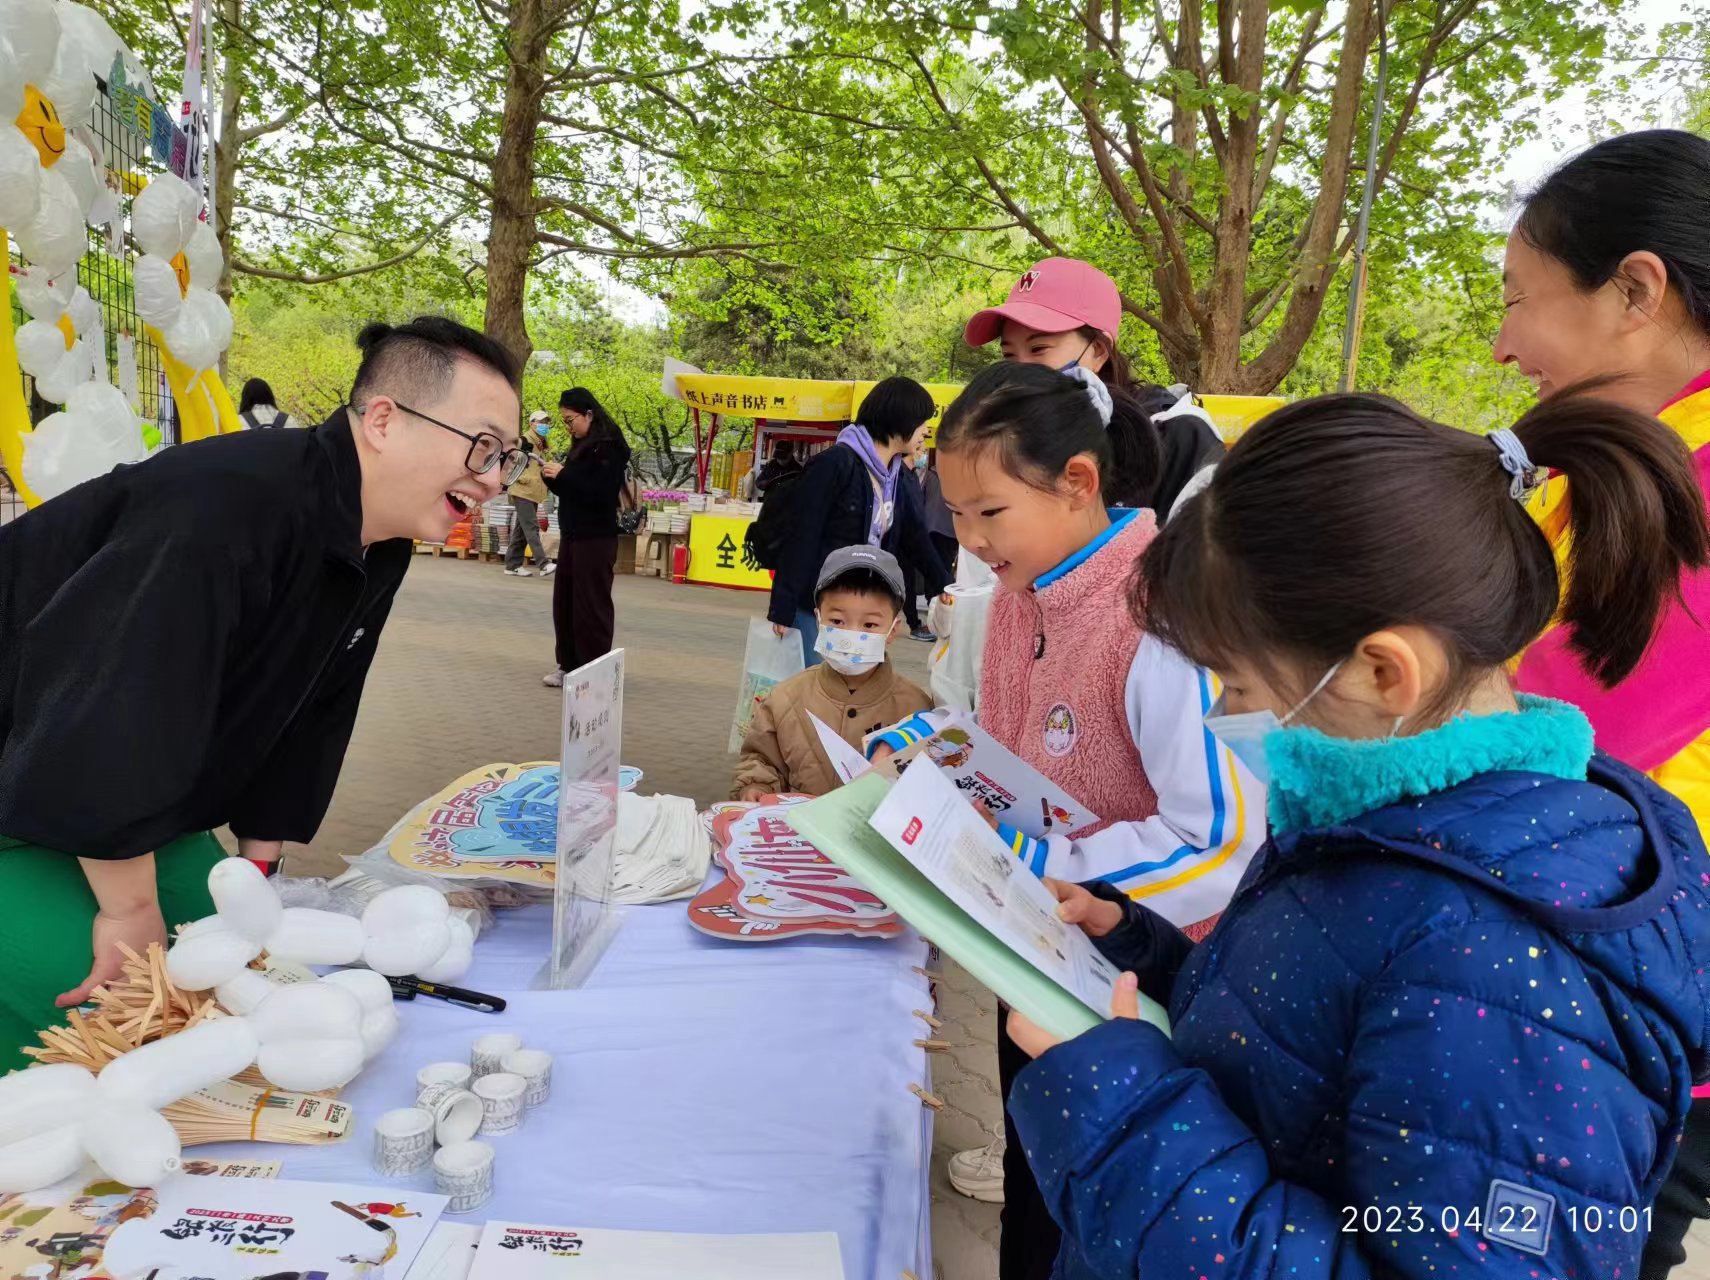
top-left (1202, 661), bottom-right (1344, 785)
top-left (814, 625), bottom-right (888, 676)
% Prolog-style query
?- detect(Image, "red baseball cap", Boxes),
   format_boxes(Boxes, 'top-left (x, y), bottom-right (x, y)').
top-left (964, 257), bottom-right (1122, 347)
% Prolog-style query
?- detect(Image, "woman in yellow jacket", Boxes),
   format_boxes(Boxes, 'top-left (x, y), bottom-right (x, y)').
top-left (1494, 127), bottom-right (1710, 1280)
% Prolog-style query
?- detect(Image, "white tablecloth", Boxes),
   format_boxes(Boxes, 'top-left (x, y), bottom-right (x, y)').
top-left (196, 902), bottom-right (935, 1280)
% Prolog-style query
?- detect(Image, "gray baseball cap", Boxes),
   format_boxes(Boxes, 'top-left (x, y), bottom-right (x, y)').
top-left (816, 544), bottom-right (906, 600)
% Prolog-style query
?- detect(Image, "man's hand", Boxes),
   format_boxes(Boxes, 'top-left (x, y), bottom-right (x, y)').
top-left (58, 900), bottom-right (166, 1008)
top-left (739, 786), bottom-right (770, 803)
top-left (1044, 877), bottom-right (1125, 938)
top-left (542, 461), bottom-right (564, 479)
top-left (771, 623), bottom-right (791, 640)
top-left (1007, 972), bottom-right (1142, 1059)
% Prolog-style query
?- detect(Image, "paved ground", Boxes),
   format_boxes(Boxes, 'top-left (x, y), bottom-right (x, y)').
top-left (284, 555), bottom-right (1003, 1280)
top-left (276, 554), bottom-right (1710, 1280)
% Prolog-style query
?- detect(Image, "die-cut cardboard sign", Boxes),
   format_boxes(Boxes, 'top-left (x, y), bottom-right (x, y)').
top-left (688, 797), bottom-right (902, 942)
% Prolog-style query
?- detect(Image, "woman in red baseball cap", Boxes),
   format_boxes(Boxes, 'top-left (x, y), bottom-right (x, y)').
top-left (965, 256), bottom-right (1224, 517)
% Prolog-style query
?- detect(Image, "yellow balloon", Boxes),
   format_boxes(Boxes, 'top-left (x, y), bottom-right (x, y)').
top-left (15, 87), bottom-right (64, 168)
top-left (207, 365), bottom-right (241, 434)
top-left (0, 231), bottom-right (42, 508)
top-left (148, 326), bottom-right (211, 441)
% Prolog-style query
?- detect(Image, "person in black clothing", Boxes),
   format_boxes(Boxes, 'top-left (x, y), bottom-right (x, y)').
top-left (765, 377), bottom-right (950, 666)
top-left (753, 439), bottom-right (802, 498)
top-left (0, 317), bottom-right (521, 1044)
top-left (542, 387), bottom-right (631, 687)
top-left (894, 444), bottom-right (946, 641)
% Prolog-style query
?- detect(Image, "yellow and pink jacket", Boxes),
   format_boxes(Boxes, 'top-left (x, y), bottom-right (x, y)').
top-left (1515, 373), bottom-right (1710, 840)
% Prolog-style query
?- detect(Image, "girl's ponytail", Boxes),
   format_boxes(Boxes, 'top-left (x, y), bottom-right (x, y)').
top-left (1137, 388), bottom-right (1708, 713)
top-left (1104, 387), bottom-right (1162, 510)
top-left (1512, 388), bottom-right (1709, 685)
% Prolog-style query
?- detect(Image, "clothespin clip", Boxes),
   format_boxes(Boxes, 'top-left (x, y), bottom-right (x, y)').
top-left (908, 1083), bottom-right (944, 1110)
top-left (912, 1009), bottom-right (942, 1030)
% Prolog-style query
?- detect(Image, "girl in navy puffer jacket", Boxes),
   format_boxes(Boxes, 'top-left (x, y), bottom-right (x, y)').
top-left (1006, 390), bottom-right (1710, 1279)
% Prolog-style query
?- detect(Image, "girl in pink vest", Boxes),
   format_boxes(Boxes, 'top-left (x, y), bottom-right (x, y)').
top-left (867, 361), bottom-right (1264, 1272)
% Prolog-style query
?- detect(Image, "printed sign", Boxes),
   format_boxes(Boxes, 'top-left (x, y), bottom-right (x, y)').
top-left (100, 1176), bottom-right (445, 1280)
top-left (550, 650), bottom-right (625, 987)
top-left (686, 513), bottom-right (771, 590)
top-left (469, 1221), bottom-right (843, 1279)
top-left (688, 798), bottom-right (902, 942)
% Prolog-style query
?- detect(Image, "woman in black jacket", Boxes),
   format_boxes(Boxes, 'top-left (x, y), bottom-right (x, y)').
top-left (766, 377), bottom-right (951, 665)
top-left (542, 388), bottom-right (631, 687)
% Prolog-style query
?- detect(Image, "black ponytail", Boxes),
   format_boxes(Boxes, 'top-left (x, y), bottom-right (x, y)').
top-left (938, 361), bottom-right (1162, 509)
top-left (1138, 390), bottom-right (1708, 707)
top-left (1512, 387), bottom-right (1710, 683)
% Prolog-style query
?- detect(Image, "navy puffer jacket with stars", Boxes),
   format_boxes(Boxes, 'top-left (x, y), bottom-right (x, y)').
top-left (1009, 696), bottom-right (1710, 1279)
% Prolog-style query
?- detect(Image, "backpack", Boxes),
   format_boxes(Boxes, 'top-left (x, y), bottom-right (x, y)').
top-left (742, 465), bottom-right (808, 571)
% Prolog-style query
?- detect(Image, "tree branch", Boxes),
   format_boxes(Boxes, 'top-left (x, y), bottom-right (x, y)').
top-left (1252, 10), bottom-right (1326, 208)
top-left (909, 52), bottom-right (1063, 257)
top-left (236, 100), bottom-right (310, 145)
top-left (232, 210), bottom-right (466, 284)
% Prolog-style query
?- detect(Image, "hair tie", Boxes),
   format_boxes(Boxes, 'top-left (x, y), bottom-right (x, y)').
top-left (1488, 428), bottom-right (1543, 502)
top-left (1061, 364), bottom-right (1113, 428)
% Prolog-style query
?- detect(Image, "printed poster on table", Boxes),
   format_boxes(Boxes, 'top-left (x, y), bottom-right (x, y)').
top-left (468, 1221), bottom-right (844, 1279)
top-left (99, 1175), bottom-right (446, 1280)
top-left (688, 797), bottom-right (902, 942)
top-left (386, 762), bottom-right (560, 887)
top-left (549, 649), bottom-right (625, 988)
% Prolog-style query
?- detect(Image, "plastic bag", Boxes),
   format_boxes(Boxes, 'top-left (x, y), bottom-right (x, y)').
top-left (928, 553), bottom-right (995, 715)
top-left (728, 617), bottom-right (803, 753)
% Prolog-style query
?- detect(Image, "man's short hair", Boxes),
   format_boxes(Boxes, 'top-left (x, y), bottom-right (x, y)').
top-left (349, 316), bottom-right (521, 407)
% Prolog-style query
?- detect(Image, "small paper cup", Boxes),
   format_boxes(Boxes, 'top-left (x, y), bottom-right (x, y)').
top-left (415, 1082), bottom-right (484, 1146)
top-left (501, 1048), bottom-right (552, 1109)
top-left (416, 1061), bottom-right (473, 1095)
top-left (373, 1107), bottom-right (434, 1176)
top-left (433, 1140), bottom-right (495, 1214)
top-left (471, 1032), bottom-right (523, 1078)
top-left (473, 1071), bottom-right (526, 1135)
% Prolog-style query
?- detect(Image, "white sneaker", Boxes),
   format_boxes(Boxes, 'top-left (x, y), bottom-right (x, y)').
top-left (542, 671), bottom-right (564, 688)
top-left (505, 567), bottom-right (534, 577)
top-left (946, 1133), bottom-right (1005, 1203)
top-left (541, 562), bottom-right (557, 576)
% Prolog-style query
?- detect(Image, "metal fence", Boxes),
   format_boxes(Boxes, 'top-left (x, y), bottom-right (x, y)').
top-left (0, 75), bottom-right (170, 526)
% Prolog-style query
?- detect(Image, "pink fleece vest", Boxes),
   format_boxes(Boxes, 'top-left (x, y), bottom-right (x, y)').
top-left (978, 513), bottom-right (1159, 837)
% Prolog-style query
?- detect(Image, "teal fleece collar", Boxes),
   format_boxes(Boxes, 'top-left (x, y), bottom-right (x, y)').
top-left (1266, 695), bottom-right (1595, 834)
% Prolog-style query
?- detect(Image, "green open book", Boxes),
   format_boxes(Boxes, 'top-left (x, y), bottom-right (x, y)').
top-left (792, 767), bottom-right (1171, 1044)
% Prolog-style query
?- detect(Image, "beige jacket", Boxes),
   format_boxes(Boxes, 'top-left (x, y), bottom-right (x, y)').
top-left (509, 456), bottom-right (550, 505)
top-left (732, 661), bottom-right (932, 799)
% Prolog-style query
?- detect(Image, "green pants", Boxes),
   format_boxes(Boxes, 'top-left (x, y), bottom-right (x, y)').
top-left (0, 831), bottom-right (225, 1071)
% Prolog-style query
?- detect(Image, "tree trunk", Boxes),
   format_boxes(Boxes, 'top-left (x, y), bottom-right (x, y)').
top-left (1235, 0), bottom-right (1375, 394)
top-left (482, 0), bottom-right (551, 369)
top-left (1200, 0), bottom-right (1269, 393)
top-left (214, 0), bottom-right (243, 381)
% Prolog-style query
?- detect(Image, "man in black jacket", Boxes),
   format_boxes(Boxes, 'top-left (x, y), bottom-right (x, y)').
top-left (0, 316), bottom-right (520, 1059)
top-left (765, 377), bottom-right (950, 666)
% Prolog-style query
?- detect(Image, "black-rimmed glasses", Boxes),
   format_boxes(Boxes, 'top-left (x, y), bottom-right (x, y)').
top-left (367, 400), bottom-right (529, 486)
